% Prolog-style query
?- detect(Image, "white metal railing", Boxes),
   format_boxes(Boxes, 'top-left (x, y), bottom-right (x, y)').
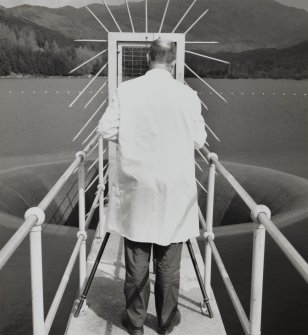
top-left (0, 133), bottom-right (108, 335)
top-left (198, 146), bottom-right (308, 335)
top-left (1, 134), bottom-right (308, 335)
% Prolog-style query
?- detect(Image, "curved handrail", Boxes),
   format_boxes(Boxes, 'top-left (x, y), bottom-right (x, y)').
top-left (0, 215), bottom-right (37, 270)
top-left (200, 146), bottom-right (308, 283)
top-left (0, 134), bottom-right (99, 271)
top-left (198, 145), bottom-right (308, 335)
top-left (39, 134), bottom-right (99, 211)
top-left (0, 132), bottom-right (104, 335)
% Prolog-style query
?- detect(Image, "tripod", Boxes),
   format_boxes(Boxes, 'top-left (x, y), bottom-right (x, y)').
top-left (74, 232), bottom-right (213, 319)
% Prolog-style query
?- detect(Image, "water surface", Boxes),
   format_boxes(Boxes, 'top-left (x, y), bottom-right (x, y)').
top-left (0, 78), bottom-right (307, 335)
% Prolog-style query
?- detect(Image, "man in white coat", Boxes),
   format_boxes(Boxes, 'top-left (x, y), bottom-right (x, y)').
top-left (98, 38), bottom-right (207, 335)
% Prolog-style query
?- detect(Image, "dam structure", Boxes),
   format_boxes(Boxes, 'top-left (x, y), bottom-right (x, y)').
top-left (1, 1), bottom-right (308, 334)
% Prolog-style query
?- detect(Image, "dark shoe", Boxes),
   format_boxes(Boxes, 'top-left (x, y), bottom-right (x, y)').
top-left (121, 311), bottom-right (144, 335)
top-left (157, 310), bottom-right (181, 334)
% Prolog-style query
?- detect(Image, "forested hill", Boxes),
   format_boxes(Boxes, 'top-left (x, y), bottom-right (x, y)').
top-left (185, 41), bottom-right (308, 80)
top-left (5, 0), bottom-right (308, 52)
top-left (0, 1), bottom-right (308, 78)
top-left (0, 7), bottom-right (107, 77)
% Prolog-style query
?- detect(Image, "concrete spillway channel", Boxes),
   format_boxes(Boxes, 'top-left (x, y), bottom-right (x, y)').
top-left (0, 159), bottom-right (99, 228)
top-left (0, 159), bottom-right (99, 334)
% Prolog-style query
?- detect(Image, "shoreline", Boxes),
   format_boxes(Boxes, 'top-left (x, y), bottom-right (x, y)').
top-left (0, 75), bottom-right (108, 80)
top-left (1, 75), bottom-right (308, 81)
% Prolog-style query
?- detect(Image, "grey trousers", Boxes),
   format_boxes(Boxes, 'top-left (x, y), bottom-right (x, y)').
top-left (124, 238), bottom-right (183, 329)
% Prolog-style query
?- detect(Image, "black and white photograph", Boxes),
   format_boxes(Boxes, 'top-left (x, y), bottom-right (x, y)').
top-left (0, 1), bottom-right (307, 334)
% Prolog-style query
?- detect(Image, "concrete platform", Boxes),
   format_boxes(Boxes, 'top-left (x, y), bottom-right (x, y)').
top-left (65, 231), bottom-right (226, 335)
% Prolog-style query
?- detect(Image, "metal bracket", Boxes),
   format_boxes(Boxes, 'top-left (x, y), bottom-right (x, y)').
top-left (250, 204), bottom-right (271, 223)
top-left (74, 298), bottom-right (88, 316)
top-left (75, 151), bottom-right (87, 161)
top-left (200, 301), bottom-right (209, 316)
top-left (24, 207), bottom-right (45, 226)
top-left (207, 152), bottom-right (218, 162)
top-left (203, 231), bottom-right (215, 241)
top-left (97, 183), bottom-right (106, 191)
top-left (77, 230), bottom-right (88, 241)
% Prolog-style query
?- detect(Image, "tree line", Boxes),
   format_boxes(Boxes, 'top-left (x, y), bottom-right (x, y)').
top-left (185, 43), bottom-right (308, 80)
top-left (0, 22), bottom-right (106, 77)
top-left (1, 22), bottom-right (307, 79)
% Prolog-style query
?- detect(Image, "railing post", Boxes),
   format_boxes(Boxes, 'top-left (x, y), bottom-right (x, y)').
top-left (98, 135), bottom-right (105, 239)
top-left (77, 152), bottom-right (87, 292)
top-left (249, 206), bottom-right (270, 335)
top-left (204, 152), bottom-right (217, 301)
top-left (249, 223), bottom-right (266, 335)
top-left (26, 207), bottom-right (46, 335)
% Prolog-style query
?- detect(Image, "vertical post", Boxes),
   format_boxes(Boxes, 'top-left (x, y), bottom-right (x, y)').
top-left (98, 135), bottom-right (105, 239)
top-left (145, 0), bottom-right (148, 33)
top-left (204, 155), bottom-right (216, 301)
top-left (249, 223), bottom-right (266, 335)
top-left (30, 224), bottom-right (45, 335)
top-left (78, 161), bottom-right (87, 291)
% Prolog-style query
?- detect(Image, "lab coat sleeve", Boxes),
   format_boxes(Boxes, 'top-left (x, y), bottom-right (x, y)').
top-left (192, 92), bottom-right (207, 149)
top-left (98, 90), bottom-right (120, 143)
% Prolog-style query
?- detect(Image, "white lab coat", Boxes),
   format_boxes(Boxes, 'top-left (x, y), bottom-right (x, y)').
top-left (99, 69), bottom-right (207, 245)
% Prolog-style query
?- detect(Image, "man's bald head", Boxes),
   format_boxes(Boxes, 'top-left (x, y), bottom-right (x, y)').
top-left (148, 38), bottom-right (176, 66)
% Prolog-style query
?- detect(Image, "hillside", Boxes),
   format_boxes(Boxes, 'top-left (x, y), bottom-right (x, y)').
top-left (0, 6), bottom-right (107, 76)
top-left (0, 0), bottom-right (308, 78)
top-left (5, 0), bottom-right (308, 52)
top-left (0, 6), bottom-right (74, 48)
top-left (186, 41), bottom-right (308, 79)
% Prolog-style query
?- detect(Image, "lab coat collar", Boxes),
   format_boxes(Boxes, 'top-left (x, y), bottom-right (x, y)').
top-left (145, 68), bottom-right (173, 78)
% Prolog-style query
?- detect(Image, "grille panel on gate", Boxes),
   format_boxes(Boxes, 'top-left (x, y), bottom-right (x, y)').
top-left (122, 46), bottom-right (149, 78)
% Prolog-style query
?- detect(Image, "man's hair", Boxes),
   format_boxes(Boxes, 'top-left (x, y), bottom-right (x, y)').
top-left (148, 38), bottom-right (176, 65)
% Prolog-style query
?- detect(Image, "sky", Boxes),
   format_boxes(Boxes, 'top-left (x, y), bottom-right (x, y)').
top-left (0, 0), bottom-right (307, 11)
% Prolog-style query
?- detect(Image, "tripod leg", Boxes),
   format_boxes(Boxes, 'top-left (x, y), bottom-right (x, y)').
top-left (74, 232), bottom-right (110, 317)
top-left (186, 239), bottom-right (214, 318)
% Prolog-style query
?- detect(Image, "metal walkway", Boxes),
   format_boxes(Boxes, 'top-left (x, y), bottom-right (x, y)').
top-left (65, 232), bottom-right (226, 335)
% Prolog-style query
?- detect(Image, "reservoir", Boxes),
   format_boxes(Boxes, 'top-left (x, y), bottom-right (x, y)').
top-left (0, 78), bottom-right (307, 334)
